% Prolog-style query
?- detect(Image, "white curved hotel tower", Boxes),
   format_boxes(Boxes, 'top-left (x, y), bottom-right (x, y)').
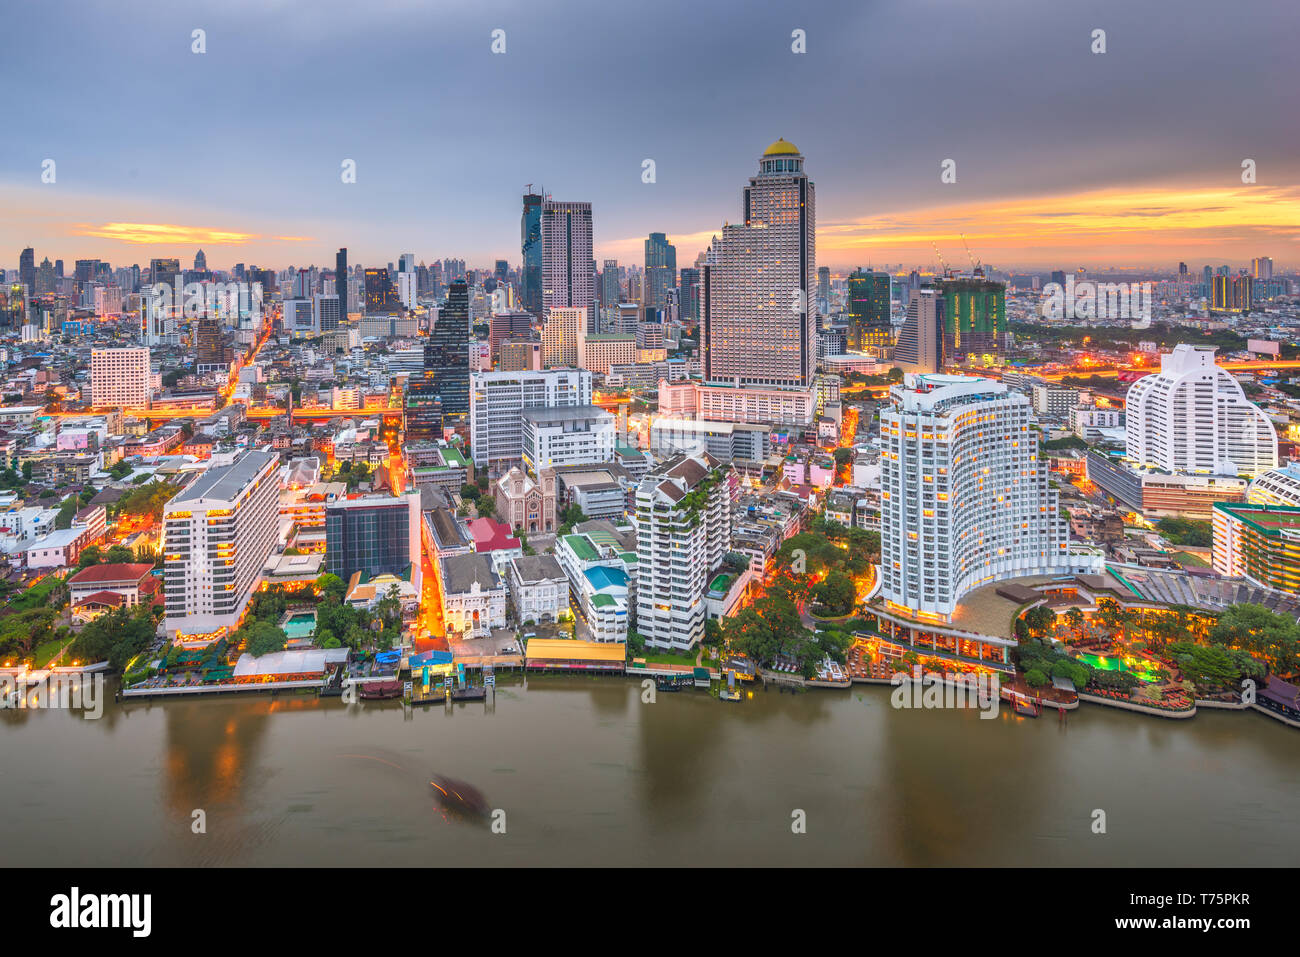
top-left (1125, 345), bottom-right (1278, 479)
top-left (879, 375), bottom-right (1074, 621)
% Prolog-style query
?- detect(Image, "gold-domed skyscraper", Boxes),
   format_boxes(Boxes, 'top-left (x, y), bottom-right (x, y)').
top-left (702, 139), bottom-right (817, 388)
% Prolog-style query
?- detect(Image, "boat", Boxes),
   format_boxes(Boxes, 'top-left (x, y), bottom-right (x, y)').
top-left (1013, 696), bottom-right (1040, 717)
top-left (430, 775), bottom-right (490, 819)
top-left (358, 680), bottom-right (404, 700)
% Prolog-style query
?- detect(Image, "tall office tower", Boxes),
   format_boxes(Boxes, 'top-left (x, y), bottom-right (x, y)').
top-left (494, 259), bottom-right (509, 285)
top-left (499, 339), bottom-right (542, 372)
top-left (612, 302), bottom-right (640, 336)
top-left (283, 298), bottom-right (315, 337)
top-left (1252, 256), bottom-right (1273, 280)
top-left (1126, 345), bottom-right (1278, 479)
top-left (55, 259), bottom-right (64, 279)
top-left (1178, 261), bottom-right (1188, 277)
top-left (325, 493), bottom-right (421, 583)
top-left (194, 249), bottom-right (207, 271)
top-left (398, 252), bottom-right (415, 274)
top-left (879, 375), bottom-right (1071, 620)
top-left (91, 348), bottom-right (152, 409)
top-left (541, 199), bottom-right (594, 327)
top-left (846, 269), bottom-right (892, 352)
top-left (397, 270), bottom-right (417, 308)
top-left (469, 367), bottom-right (593, 470)
top-left (2, 283), bottom-right (26, 328)
top-left (314, 293), bottom-right (341, 332)
top-left (18, 247), bottom-right (35, 292)
top-left (521, 192), bottom-right (544, 318)
top-left (678, 266), bottom-right (700, 323)
top-left (702, 138), bottom-right (817, 387)
top-left (600, 259), bottom-right (621, 309)
top-left (893, 288), bottom-right (944, 374)
top-left (292, 268), bottom-right (312, 299)
top-left (1202, 265), bottom-right (1213, 290)
top-left (150, 258), bottom-right (180, 286)
top-left (817, 266), bottom-right (831, 303)
top-left (424, 279), bottom-right (470, 426)
top-left (335, 248), bottom-right (349, 313)
top-left (36, 258), bottom-right (55, 295)
top-left (1049, 270), bottom-right (1066, 288)
top-left (364, 267), bottom-right (399, 312)
top-left (195, 318), bottom-right (225, 367)
top-left (542, 307), bottom-right (583, 367)
top-left (937, 276), bottom-right (1005, 363)
top-left (634, 452), bottom-right (732, 650)
top-left (643, 232), bottom-right (677, 310)
top-left (488, 309), bottom-right (534, 362)
top-left (162, 449), bottom-right (279, 639)
top-left (1211, 274), bottom-right (1253, 312)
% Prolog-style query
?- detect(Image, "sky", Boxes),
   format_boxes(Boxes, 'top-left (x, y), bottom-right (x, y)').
top-left (3, 0), bottom-right (1299, 274)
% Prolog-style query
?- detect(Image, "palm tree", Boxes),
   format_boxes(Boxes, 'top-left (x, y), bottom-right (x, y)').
top-left (1063, 607), bottom-right (1086, 640)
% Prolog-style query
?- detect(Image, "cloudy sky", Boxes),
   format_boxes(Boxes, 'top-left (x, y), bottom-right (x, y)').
top-left (3, 0), bottom-right (1298, 273)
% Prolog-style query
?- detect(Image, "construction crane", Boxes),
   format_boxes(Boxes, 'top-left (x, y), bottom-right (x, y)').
top-left (960, 233), bottom-right (982, 275)
top-left (932, 241), bottom-right (951, 278)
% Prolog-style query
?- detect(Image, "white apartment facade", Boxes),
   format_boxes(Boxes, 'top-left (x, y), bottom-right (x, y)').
top-left (162, 448), bottom-right (279, 640)
top-left (521, 405), bottom-right (616, 473)
top-left (469, 368), bottom-right (593, 470)
top-left (634, 453), bottom-right (731, 650)
top-left (542, 307), bottom-right (584, 367)
top-left (1125, 344), bottom-right (1278, 479)
top-left (91, 348), bottom-right (152, 409)
top-left (879, 374), bottom-right (1075, 621)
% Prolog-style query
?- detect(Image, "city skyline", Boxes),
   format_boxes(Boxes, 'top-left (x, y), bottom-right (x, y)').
top-left (3, 0), bottom-right (1298, 271)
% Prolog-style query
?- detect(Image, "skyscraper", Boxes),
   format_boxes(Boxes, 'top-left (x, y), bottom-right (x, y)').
top-left (541, 199), bottom-right (594, 326)
top-left (678, 267), bottom-right (700, 324)
top-left (893, 287), bottom-right (943, 374)
top-left (702, 138), bottom-right (816, 387)
top-left (846, 269), bottom-right (892, 353)
top-left (643, 233), bottom-right (677, 311)
top-left (425, 279), bottom-right (470, 426)
top-left (521, 192), bottom-right (544, 318)
top-left (1125, 345), bottom-right (1277, 479)
top-left (364, 267), bottom-right (399, 312)
top-left (1252, 256), bottom-right (1273, 280)
top-left (879, 374), bottom-right (1071, 620)
top-left (600, 259), bottom-right (621, 310)
top-left (18, 247), bottom-right (35, 293)
top-left (937, 277), bottom-right (1005, 363)
top-left (194, 249), bottom-right (207, 271)
top-left (336, 248), bottom-right (349, 314)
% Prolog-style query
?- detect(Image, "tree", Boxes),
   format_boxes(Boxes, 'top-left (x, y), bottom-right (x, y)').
top-left (376, 584), bottom-right (402, 629)
top-left (54, 496), bottom-right (78, 530)
top-left (461, 483), bottom-right (480, 501)
top-left (77, 545), bottom-right (102, 568)
top-left (105, 545), bottom-right (135, 564)
top-left (241, 620), bottom-right (288, 658)
top-left (1063, 607), bottom-right (1086, 638)
top-left (476, 495), bottom-right (496, 518)
top-left (68, 606), bottom-right (156, 671)
top-left (832, 447), bottom-right (853, 467)
top-left (1208, 603), bottom-right (1300, 673)
top-left (812, 570), bottom-right (856, 617)
top-left (1023, 605), bottom-right (1057, 640)
top-left (314, 573), bottom-right (347, 603)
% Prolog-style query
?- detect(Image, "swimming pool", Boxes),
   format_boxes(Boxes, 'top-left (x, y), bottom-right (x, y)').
top-left (1077, 652), bottom-right (1161, 682)
top-left (282, 612), bottom-right (317, 640)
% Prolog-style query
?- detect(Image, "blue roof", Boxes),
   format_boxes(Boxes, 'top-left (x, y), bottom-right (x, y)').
top-left (410, 650), bottom-right (454, 667)
top-left (584, 565), bottom-right (628, 592)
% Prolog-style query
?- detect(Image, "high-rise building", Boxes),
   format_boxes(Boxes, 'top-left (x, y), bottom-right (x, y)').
top-left (678, 267), bottom-right (700, 324)
top-left (336, 248), bottom-right (349, 314)
top-left (1212, 502), bottom-right (1300, 596)
top-left (325, 494), bottom-right (422, 584)
top-left (162, 449), bottom-right (279, 639)
top-left (542, 307), bottom-right (583, 367)
top-left (644, 233), bottom-right (677, 311)
top-left (521, 192), bottom-right (544, 319)
top-left (469, 368), bottom-right (593, 470)
top-left (1125, 344), bottom-right (1277, 478)
top-left (195, 317), bottom-right (226, 368)
top-left (600, 259), bottom-right (621, 309)
top-left (817, 266), bottom-right (831, 305)
top-left (488, 310), bottom-right (534, 363)
top-left (893, 287), bottom-right (943, 374)
top-left (702, 138), bottom-right (816, 387)
top-left (364, 267), bottom-right (399, 312)
top-left (634, 452), bottom-right (731, 650)
top-left (314, 293), bottom-right (341, 332)
top-left (194, 249), bottom-right (207, 271)
top-left (425, 279), bottom-right (470, 425)
top-left (1211, 274), bottom-right (1253, 312)
top-left (91, 348), bottom-right (151, 409)
top-left (541, 199), bottom-right (594, 326)
top-left (1252, 257), bottom-right (1273, 280)
top-left (879, 374), bottom-right (1072, 620)
top-left (18, 247), bottom-right (35, 292)
top-left (150, 258), bottom-right (180, 287)
top-left (499, 339), bottom-right (542, 372)
top-left (846, 269), bottom-right (892, 353)
top-left (937, 277), bottom-right (1005, 363)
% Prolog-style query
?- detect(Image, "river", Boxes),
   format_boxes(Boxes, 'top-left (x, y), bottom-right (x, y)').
top-left (3, 676), bottom-right (1297, 866)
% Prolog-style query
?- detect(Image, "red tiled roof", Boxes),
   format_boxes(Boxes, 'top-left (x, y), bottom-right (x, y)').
top-left (68, 563), bottom-right (154, 586)
top-left (466, 517), bottom-right (521, 552)
top-left (74, 590), bottom-right (125, 608)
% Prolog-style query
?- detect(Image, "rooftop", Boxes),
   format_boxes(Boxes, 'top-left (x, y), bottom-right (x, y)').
top-left (170, 448), bottom-right (277, 505)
